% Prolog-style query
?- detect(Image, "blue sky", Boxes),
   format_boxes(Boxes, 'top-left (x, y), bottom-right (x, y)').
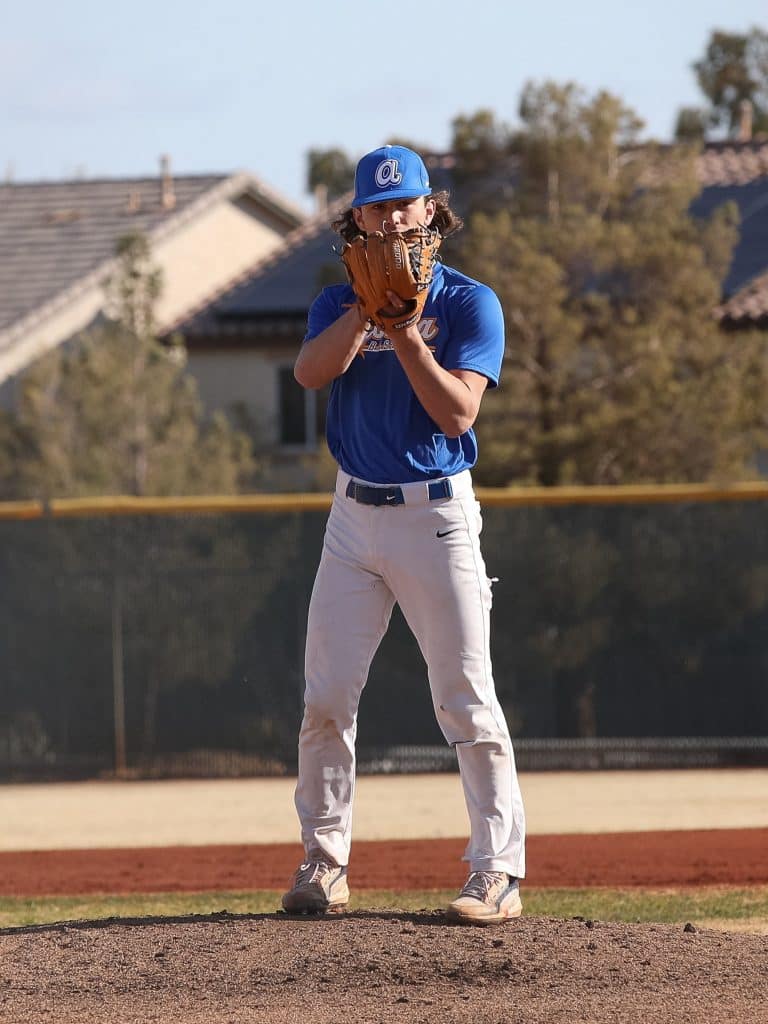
top-left (4, 1), bottom-right (766, 211)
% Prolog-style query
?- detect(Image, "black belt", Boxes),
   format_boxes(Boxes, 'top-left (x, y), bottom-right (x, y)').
top-left (345, 478), bottom-right (453, 506)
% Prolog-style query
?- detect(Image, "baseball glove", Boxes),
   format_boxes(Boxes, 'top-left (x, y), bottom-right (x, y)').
top-left (341, 226), bottom-right (442, 331)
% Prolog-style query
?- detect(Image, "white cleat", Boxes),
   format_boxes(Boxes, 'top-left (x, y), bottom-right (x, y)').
top-left (446, 871), bottom-right (522, 925)
top-left (281, 861), bottom-right (350, 915)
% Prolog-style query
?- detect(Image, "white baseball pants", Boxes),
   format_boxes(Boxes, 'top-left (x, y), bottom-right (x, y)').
top-left (294, 468), bottom-right (526, 878)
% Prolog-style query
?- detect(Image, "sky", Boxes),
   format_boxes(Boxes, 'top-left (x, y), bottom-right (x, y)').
top-left (3, 0), bottom-right (767, 212)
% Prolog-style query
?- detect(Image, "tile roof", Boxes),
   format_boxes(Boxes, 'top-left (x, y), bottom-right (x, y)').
top-left (716, 270), bottom-right (768, 325)
top-left (696, 139), bottom-right (768, 186)
top-left (0, 172), bottom-right (305, 335)
top-left (690, 142), bottom-right (768, 322)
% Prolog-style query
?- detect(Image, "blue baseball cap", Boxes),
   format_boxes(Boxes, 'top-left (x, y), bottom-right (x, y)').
top-left (352, 145), bottom-right (432, 208)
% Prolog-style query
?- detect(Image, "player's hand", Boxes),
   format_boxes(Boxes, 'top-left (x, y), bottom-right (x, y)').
top-left (379, 290), bottom-right (412, 330)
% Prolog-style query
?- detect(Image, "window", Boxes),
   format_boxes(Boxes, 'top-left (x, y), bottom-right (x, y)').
top-left (278, 366), bottom-right (327, 447)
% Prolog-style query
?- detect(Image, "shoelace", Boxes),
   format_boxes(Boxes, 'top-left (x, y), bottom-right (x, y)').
top-left (294, 861), bottom-right (333, 886)
top-left (460, 870), bottom-right (508, 901)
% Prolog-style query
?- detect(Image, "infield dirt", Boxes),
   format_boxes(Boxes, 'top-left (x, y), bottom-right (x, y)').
top-left (2, 829), bottom-right (768, 896)
top-left (3, 769), bottom-right (768, 850)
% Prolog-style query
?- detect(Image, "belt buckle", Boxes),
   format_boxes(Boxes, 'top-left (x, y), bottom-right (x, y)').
top-left (345, 480), bottom-right (404, 506)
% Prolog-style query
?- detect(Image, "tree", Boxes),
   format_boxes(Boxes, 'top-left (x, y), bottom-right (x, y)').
top-left (106, 230), bottom-right (163, 338)
top-left (514, 82), bottom-right (645, 217)
top-left (306, 147), bottom-right (356, 202)
top-left (450, 108), bottom-right (515, 181)
top-left (0, 232), bottom-right (254, 500)
top-left (442, 109), bottom-right (519, 224)
top-left (384, 135), bottom-right (434, 154)
top-left (457, 81), bottom-right (768, 487)
top-left (674, 107), bottom-right (708, 143)
top-left (677, 27), bottom-right (768, 139)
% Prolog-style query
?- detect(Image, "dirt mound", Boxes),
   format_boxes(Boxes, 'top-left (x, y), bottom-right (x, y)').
top-left (2, 911), bottom-right (766, 1023)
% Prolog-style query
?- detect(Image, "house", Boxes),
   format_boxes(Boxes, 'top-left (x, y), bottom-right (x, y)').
top-left (166, 194), bottom-right (350, 487)
top-left (0, 159), bottom-right (306, 408)
top-left (694, 142), bottom-right (768, 329)
top-left (168, 140), bottom-right (768, 487)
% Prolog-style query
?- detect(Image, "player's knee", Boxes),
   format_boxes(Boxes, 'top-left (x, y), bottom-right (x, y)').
top-left (436, 698), bottom-right (505, 747)
top-left (301, 693), bottom-right (355, 734)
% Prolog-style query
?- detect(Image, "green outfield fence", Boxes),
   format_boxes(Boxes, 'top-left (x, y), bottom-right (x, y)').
top-left (1, 483), bottom-right (768, 781)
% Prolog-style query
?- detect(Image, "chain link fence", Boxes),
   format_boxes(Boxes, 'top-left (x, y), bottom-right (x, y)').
top-left (2, 488), bottom-right (767, 779)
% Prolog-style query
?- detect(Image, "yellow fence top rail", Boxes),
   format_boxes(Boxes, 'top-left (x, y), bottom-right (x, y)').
top-left (2, 480), bottom-right (768, 520)
top-left (0, 500), bottom-right (44, 521)
top-left (475, 480), bottom-right (768, 506)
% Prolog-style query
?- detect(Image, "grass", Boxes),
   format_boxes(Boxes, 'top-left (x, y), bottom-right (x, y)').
top-left (2, 886), bottom-right (768, 932)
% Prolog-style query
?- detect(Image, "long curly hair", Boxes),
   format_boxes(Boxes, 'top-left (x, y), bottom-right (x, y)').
top-left (331, 190), bottom-right (463, 243)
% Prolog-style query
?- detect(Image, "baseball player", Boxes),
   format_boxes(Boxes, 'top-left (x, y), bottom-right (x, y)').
top-left (282, 145), bottom-right (526, 925)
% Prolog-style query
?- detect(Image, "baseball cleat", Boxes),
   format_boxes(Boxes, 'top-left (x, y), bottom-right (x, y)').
top-left (446, 871), bottom-right (522, 925)
top-left (281, 861), bottom-right (350, 915)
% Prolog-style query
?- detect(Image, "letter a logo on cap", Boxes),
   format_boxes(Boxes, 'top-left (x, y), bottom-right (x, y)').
top-left (352, 145), bottom-right (431, 207)
top-left (374, 159), bottom-right (403, 188)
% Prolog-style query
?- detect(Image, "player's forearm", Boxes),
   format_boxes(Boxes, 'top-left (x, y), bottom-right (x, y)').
top-left (294, 307), bottom-right (368, 389)
top-left (392, 332), bottom-right (481, 437)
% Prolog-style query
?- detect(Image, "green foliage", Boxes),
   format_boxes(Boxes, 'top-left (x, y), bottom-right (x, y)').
top-left (674, 106), bottom-right (708, 142)
top-left (515, 81), bottom-right (646, 219)
top-left (457, 81), bottom-right (767, 487)
top-left (105, 231), bottom-right (163, 339)
top-left (451, 108), bottom-right (516, 178)
top-left (306, 147), bottom-right (356, 200)
top-left (520, 886), bottom-right (768, 926)
top-left (383, 135), bottom-right (434, 154)
top-left (0, 233), bottom-right (254, 500)
top-left (689, 27), bottom-right (768, 136)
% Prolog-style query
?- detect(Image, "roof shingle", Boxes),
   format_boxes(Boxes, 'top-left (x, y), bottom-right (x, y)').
top-left (0, 176), bottom-right (229, 332)
top-left (0, 173), bottom-right (305, 335)
top-left (696, 140), bottom-right (768, 186)
top-left (717, 270), bottom-right (768, 325)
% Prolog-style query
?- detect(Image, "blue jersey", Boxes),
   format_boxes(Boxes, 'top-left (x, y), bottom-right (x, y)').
top-left (303, 262), bottom-right (505, 484)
